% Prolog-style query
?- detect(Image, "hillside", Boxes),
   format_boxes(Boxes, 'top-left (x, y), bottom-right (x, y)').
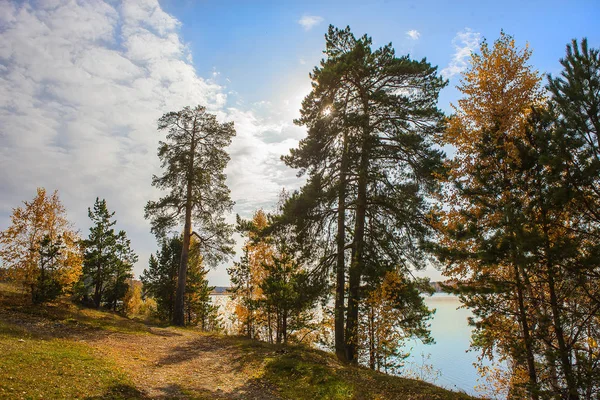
top-left (0, 283), bottom-right (477, 400)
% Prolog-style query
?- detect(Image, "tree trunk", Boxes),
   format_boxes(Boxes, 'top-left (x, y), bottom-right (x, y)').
top-left (335, 131), bottom-right (349, 362)
top-left (346, 133), bottom-right (369, 364)
top-left (275, 309), bottom-right (281, 344)
top-left (282, 309), bottom-right (288, 344)
top-left (173, 119), bottom-right (197, 326)
top-left (513, 260), bottom-right (539, 400)
top-left (94, 277), bottom-right (102, 308)
top-left (268, 309), bottom-right (273, 344)
top-left (173, 201), bottom-right (192, 326)
top-left (544, 236), bottom-right (578, 399)
top-left (369, 305), bottom-right (375, 370)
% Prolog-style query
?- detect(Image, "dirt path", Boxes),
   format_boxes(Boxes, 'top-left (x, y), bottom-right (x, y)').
top-left (86, 327), bottom-right (280, 399)
top-left (0, 290), bottom-right (280, 400)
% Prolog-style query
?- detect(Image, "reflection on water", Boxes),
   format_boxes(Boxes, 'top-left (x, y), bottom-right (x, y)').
top-left (400, 293), bottom-right (480, 396)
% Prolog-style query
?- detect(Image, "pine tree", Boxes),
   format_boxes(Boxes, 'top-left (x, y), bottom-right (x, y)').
top-left (260, 240), bottom-right (322, 344)
top-left (33, 235), bottom-right (65, 304)
top-left (185, 243), bottom-right (220, 331)
top-left (142, 234), bottom-right (219, 330)
top-left (141, 236), bottom-right (181, 321)
top-left (104, 231), bottom-right (137, 311)
top-left (284, 25), bottom-right (445, 363)
top-left (145, 105), bottom-right (235, 326)
top-left (81, 198), bottom-right (117, 307)
top-left (81, 198), bottom-right (135, 309)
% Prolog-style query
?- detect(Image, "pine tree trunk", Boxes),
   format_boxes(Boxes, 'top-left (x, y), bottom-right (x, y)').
top-left (268, 310), bottom-right (273, 344)
top-left (544, 236), bottom-right (578, 399)
top-left (94, 277), bottom-right (102, 308)
top-left (513, 260), bottom-right (539, 400)
top-left (275, 309), bottom-right (281, 344)
top-left (335, 131), bottom-right (348, 362)
top-left (346, 132), bottom-right (369, 364)
top-left (369, 305), bottom-right (375, 370)
top-left (173, 118), bottom-right (197, 326)
top-left (173, 198), bottom-right (192, 326)
top-left (282, 309), bottom-right (288, 344)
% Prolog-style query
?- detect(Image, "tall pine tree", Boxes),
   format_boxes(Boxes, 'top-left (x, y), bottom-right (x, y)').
top-left (284, 25), bottom-right (445, 363)
top-left (145, 105), bottom-right (235, 326)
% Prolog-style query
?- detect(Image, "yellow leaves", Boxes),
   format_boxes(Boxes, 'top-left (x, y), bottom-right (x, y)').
top-left (0, 188), bottom-right (82, 294)
top-left (245, 209), bottom-right (273, 299)
top-left (231, 209), bottom-right (275, 334)
top-left (444, 31), bottom-right (544, 177)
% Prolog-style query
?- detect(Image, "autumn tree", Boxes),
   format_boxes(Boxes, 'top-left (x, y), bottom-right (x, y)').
top-left (436, 36), bottom-right (600, 399)
top-left (145, 105), bottom-right (235, 326)
top-left (284, 25), bottom-right (445, 363)
top-left (80, 198), bottom-right (136, 309)
top-left (0, 188), bottom-right (82, 303)
top-left (228, 210), bottom-right (274, 340)
top-left (359, 271), bottom-right (433, 373)
top-left (433, 32), bottom-right (569, 399)
top-left (122, 279), bottom-right (143, 316)
top-left (227, 247), bottom-right (254, 337)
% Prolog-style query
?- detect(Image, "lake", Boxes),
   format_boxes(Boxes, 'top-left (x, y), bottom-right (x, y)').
top-left (400, 293), bottom-right (483, 397)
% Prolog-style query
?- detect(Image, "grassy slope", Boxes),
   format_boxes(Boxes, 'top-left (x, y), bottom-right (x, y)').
top-left (0, 282), bottom-right (477, 400)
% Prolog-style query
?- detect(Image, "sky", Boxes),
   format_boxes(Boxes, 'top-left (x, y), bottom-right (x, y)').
top-left (0, 0), bottom-right (598, 286)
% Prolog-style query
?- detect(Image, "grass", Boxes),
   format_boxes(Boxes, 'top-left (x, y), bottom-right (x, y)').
top-left (0, 281), bottom-right (479, 399)
top-left (265, 356), bottom-right (353, 399)
top-left (261, 346), bottom-right (475, 400)
top-left (0, 321), bottom-right (143, 400)
top-left (0, 282), bottom-right (152, 335)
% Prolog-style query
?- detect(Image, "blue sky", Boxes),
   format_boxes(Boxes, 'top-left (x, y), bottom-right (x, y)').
top-left (0, 0), bottom-right (598, 285)
top-left (161, 0), bottom-right (600, 113)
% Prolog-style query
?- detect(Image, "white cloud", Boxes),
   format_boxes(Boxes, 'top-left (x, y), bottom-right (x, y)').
top-left (441, 28), bottom-right (481, 79)
top-left (298, 15), bottom-right (323, 31)
top-left (406, 30), bottom-right (420, 40)
top-left (0, 0), bottom-right (303, 286)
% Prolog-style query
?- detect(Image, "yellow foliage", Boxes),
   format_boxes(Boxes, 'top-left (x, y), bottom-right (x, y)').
top-left (0, 188), bottom-right (82, 294)
top-left (444, 31), bottom-right (544, 178)
top-left (123, 279), bottom-right (143, 316)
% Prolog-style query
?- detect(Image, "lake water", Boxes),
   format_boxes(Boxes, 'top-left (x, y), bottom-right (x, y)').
top-left (210, 293), bottom-right (485, 397)
top-left (400, 293), bottom-right (482, 396)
